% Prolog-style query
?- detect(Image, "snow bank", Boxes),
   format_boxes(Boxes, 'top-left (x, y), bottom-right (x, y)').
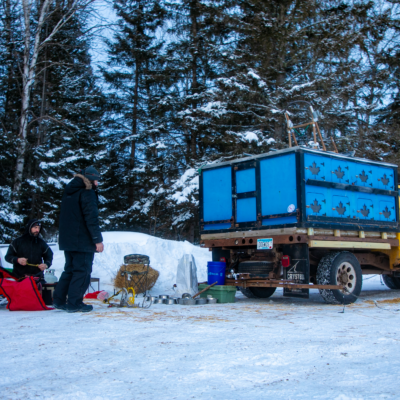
top-left (50, 231), bottom-right (211, 293)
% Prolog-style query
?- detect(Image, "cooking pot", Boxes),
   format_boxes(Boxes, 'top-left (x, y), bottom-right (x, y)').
top-left (163, 298), bottom-right (177, 305)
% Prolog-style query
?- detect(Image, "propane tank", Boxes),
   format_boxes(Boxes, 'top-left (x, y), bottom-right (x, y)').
top-left (44, 269), bottom-right (58, 283)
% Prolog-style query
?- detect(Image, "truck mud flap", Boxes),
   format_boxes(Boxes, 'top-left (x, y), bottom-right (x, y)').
top-left (282, 243), bottom-right (310, 299)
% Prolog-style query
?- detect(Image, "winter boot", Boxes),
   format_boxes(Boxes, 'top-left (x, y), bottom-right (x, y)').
top-left (53, 302), bottom-right (67, 311)
top-left (67, 303), bottom-right (93, 313)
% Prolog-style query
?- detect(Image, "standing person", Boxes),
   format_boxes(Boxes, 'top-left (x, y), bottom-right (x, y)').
top-left (53, 167), bottom-right (104, 313)
top-left (5, 219), bottom-right (53, 280)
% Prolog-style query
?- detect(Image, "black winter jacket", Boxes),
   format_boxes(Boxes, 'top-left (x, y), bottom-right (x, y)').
top-left (59, 174), bottom-right (103, 252)
top-left (5, 219), bottom-right (53, 279)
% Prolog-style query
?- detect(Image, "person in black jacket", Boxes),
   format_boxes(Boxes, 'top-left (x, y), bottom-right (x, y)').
top-left (5, 219), bottom-right (53, 280)
top-left (53, 166), bottom-right (104, 313)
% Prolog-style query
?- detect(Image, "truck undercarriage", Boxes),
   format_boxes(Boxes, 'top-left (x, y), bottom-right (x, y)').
top-left (201, 228), bottom-right (400, 304)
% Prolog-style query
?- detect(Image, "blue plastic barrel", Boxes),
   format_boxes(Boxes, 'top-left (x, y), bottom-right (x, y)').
top-left (207, 261), bottom-right (226, 285)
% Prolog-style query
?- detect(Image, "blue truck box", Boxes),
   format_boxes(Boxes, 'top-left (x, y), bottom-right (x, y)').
top-left (199, 147), bottom-right (399, 234)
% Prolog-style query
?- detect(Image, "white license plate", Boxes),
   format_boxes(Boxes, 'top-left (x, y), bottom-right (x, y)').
top-left (257, 238), bottom-right (273, 250)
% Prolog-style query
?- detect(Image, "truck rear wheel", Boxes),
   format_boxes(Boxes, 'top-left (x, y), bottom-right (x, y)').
top-left (238, 287), bottom-right (256, 298)
top-left (238, 286), bottom-right (277, 298)
top-left (317, 252), bottom-right (362, 305)
top-left (238, 262), bottom-right (276, 299)
top-left (382, 275), bottom-right (400, 290)
top-left (249, 287), bottom-right (276, 298)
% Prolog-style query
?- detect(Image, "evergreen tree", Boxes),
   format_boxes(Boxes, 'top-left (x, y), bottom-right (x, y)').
top-left (209, 0), bottom-right (378, 153)
top-left (0, 0), bottom-right (24, 240)
top-left (101, 0), bottom-right (168, 231)
top-left (19, 5), bottom-right (106, 238)
top-left (161, 0), bottom-right (238, 242)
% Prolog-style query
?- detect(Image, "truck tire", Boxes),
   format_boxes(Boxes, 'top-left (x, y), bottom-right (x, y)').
top-left (382, 275), bottom-right (400, 290)
top-left (238, 286), bottom-right (276, 298)
top-left (317, 252), bottom-right (362, 305)
top-left (248, 287), bottom-right (276, 298)
top-left (238, 287), bottom-right (256, 298)
top-left (238, 262), bottom-right (276, 299)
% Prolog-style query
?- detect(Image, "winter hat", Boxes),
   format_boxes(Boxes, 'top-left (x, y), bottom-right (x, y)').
top-left (80, 166), bottom-right (101, 181)
top-left (25, 219), bottom-right (42, 235)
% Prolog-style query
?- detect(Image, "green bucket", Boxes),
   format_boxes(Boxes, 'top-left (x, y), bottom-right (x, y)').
top-left (198, 284), bottom-right (236, 304)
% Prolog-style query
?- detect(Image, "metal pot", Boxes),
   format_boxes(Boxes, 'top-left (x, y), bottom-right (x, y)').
top-left (182, 293), bottom-right (192, 299)
top-left (195, 298), bottom-right (207, 305)
top-left (159, 295), bottom-right (169, 300)
top-left (145, 296), bottom-right (158, 302)
top-left (180, 298), bottom-right (196, 305)
top-left (163, 298), bottom-right (177, 305)
top-left (153, 298), bottom-right (164, 304)
top-left (207, 298), bottom-right (217, 304)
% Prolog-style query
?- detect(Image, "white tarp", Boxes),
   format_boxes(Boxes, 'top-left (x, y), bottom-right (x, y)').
top-left (175, 254), bottom-right (199, 296)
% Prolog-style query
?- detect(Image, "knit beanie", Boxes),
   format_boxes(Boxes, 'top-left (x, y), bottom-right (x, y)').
top-left (80, 166), bottom-right (101, 181)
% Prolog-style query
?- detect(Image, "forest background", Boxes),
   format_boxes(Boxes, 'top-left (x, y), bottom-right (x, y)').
top-left (1, 0), bottom-right (400, 243)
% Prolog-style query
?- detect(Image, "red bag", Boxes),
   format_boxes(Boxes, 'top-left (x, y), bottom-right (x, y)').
top-left (84, 290), bottom-right (102, 299)
top-left (0, 267), bottom-right (51, 311)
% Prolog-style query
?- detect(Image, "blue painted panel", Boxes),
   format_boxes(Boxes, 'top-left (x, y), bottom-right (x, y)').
top-left (305, 185), bottom-right (397, 222)
top-left (306, 191), bottom-right (326, 217)
top-left (204, 223), bottom-right (232, 230)
top-left (304, 154), bottom-right (329, 182)
top-left (376, 167), bottom-right (394, 191)
top-left (203, 167), bottom-right (232, 222)
top-left (237, 197), bottom-right (256, 222)
top-left (351, 163), bottom-right (394, 190)
top-left (331, 158), bottom-right (349, 184)
top-left (260, 154), bottom-right (297, 215)
top-left (356, 197), bottom-right (373, 220)
top-left (236, 168), bottom-right (256, 193)
top-left (379, 199), bottom-right (396, 222)
top-left (262, 216), bottom-right (297, 226)
top-left (352, 164), bottom-right (372, 187)
top-left (332, 195), bottom-right (349, 218)
top-left (303, 152), bottom-right (396, 190)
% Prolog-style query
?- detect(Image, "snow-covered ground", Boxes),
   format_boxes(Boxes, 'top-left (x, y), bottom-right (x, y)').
top-left (1, 233), bottom-right (400, 399)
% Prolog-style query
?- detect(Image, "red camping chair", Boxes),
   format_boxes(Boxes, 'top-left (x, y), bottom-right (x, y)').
top-left (0, 267), bottom-right (51, 311)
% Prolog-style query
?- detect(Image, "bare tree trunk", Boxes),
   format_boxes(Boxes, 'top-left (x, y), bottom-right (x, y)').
top-left (188, 219), bottom-right (194, 243)
top-left (14, 0), bottom-right (50, 193)
top-left (1, 0), bottom-right (13, 133)
top-left (189, 0), bottom-right (198, 162)
top-left (38, 23), bottom-right (48, 146)
top-left (128, 10), bottom-right (142, 206)
top-left (13, 0), bottom-right (94, 194)
top-left (127, 82), bottom-right (137, 206)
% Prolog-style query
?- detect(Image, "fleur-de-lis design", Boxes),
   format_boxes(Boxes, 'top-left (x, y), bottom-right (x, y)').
top-left (333, 166), bottom-right (345, 179)
top-left (359, 170), bottom-right (368, 183)
top-left (336, 202), bottom-right (346, 215)
top-left (310, 199), bottom-right (321, 214)
top-left (309, 162), bottom-right (320, 176)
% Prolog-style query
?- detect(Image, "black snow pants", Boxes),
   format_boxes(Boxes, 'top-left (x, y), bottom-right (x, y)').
top-left (53, 251), bottom-right (94, 307)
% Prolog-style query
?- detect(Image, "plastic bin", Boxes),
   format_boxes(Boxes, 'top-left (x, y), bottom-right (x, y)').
top-left (198, 284), bottom-right (236, 303)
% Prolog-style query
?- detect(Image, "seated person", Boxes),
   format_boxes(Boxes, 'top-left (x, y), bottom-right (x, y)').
top-left (5, 219), bottom-right (53, 281)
